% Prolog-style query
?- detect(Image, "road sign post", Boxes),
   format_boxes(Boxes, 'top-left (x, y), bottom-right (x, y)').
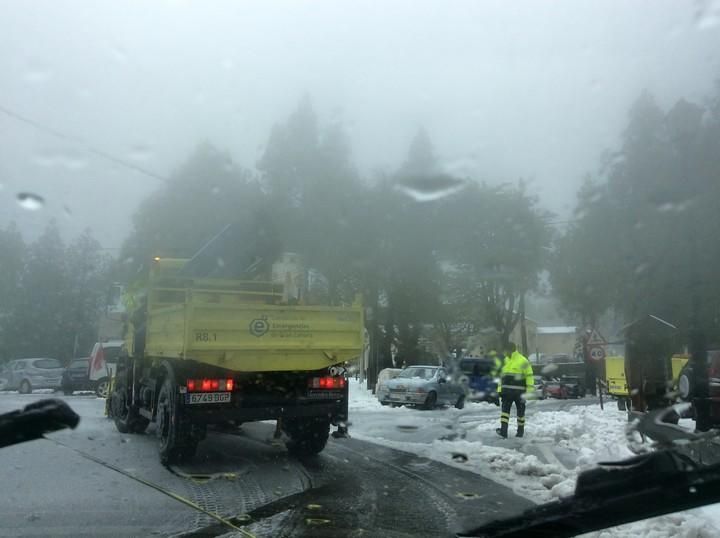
top-left (585, 330), bottom-right (607, 409)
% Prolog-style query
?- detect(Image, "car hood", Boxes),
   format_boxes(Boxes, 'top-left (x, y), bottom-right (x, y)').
top-left (385, 377), bottom-right (431, 389)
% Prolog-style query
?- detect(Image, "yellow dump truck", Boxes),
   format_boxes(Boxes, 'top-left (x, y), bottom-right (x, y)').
top-left (605, 354), bottom-right (689, 411)
top-left (108, 257), bottom-right (364, 464)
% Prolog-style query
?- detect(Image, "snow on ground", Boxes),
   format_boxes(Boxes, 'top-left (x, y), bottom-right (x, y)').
top-left (347, 379), bottom-right (720, 537)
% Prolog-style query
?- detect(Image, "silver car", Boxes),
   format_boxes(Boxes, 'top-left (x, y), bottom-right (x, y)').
top-left (0, 358), bottom-right (64, 393)
top-left (381, 365), bottom-right (465, 409)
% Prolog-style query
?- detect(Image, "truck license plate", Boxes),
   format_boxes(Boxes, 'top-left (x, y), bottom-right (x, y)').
top-left (185, 392), bottom-right (231, 405)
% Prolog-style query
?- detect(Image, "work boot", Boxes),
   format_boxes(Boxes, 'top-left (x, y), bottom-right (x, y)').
top-left (516, 426), bottom-right (525, 438)
top-left (496, 424), bottom-right (508, 438)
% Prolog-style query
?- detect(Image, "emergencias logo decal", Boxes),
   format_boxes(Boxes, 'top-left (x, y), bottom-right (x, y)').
top-left (249, 317), bottom-right (269, 337)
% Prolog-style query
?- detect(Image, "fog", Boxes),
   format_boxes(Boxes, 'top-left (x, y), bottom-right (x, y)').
top-left (1, 0), bottom-right (719, 247)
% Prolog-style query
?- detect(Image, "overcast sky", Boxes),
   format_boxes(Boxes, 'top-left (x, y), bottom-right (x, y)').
top-left (1, 0), bottom-right (719, 249)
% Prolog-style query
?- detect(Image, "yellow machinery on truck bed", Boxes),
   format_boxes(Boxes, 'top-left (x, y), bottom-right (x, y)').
top-left (112, 257), bottom-right (364, 464)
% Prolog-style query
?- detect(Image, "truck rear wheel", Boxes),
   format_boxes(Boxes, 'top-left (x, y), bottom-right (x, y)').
top-left (157, 376), bottom-right (197, 465)
top-left (111, 373), bottom-right (149, 434)
top-left (283, 417), bottom-right (330, 456)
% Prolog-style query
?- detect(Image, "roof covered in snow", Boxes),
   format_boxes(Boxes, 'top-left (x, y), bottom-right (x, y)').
top-left (536, 326), bottom-right (577, 335)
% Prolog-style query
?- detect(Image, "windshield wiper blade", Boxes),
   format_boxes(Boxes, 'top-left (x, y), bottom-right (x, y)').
top-left (459, 449), bottom-right (720, 538)
top-left (0, 398), bottom-right (80, 448)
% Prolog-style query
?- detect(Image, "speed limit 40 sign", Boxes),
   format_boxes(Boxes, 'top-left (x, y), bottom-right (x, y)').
top-left (589, 345), bottom-right (606, 361)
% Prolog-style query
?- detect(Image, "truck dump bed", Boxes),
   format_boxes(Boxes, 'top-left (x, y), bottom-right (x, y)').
top-left (135, 259), bottom-right (364, 372)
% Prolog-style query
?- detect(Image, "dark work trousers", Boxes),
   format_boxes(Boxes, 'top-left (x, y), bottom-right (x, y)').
top-left (499, 389), bottom-right (526, 436)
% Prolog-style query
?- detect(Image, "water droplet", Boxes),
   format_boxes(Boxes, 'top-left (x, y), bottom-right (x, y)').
top-left (211, 186), bottom-right (220, 195)
top-left (128, 144), bottom-right (153, 162)
top-left (221, 58), bottom-right (235, 71)
top-left (696, 0), bottom-right (720, 29)
top-left (16, 192), bottom-right (44, 210)
top-left (63, 205), bottom-right (72, 217)
top-left (395, 174), bottom-right (467, 202)
top-left (305, 518), bottom-right (331, 526)
top-left (216, 257), bottom-right (225, 268)
top-left (689, 486), bottom-right (697, 493)
top-left (541, 363), bottom-right (558, 375)
top-left (23, 68), bottom-right (53, 84)
top-left (108, 43), bottom-right (128, 64)
top-left (34, 149), bottom-right (87, 170)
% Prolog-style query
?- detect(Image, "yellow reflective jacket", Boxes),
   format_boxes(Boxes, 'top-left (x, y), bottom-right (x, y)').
top-left (498, 351), bottom-right (534, 393)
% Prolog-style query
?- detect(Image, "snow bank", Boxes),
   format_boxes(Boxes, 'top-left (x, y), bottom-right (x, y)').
top-left (348, 380), bottom-right (720, 537)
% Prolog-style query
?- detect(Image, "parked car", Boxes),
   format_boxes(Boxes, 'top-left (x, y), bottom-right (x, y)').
top-left (61, 357), bottom-right (93, 395)
top-left (376, 368), bottom-right (403, 404)
top-left (0, 358), bottom-right (64, 393)
top-left (543, 375), bottom-right (586, 399)
top-left (380, 365), bottom-right (465, 409)
top-left (88, 340), bottom-right (124, 397)
top-left (458, 357), bottom-right (499, 404)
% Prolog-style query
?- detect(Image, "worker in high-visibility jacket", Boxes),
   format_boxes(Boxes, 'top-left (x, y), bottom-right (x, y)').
top-left (488, 349), bottom-right (504, 377)
top-left (496, 342), bottom-right (534, 438)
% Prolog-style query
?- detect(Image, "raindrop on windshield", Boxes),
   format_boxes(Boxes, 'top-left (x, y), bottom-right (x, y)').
top-left (16, 192), bottom-right (45, 210)
top-left (696, 0), bottom-right (720, 29)
top-left (541, 363), bottom-right (559, 375)
top-left (127, 145), bottom-right (152, 162)
top-left (395, 174), bottom-right (467, 202)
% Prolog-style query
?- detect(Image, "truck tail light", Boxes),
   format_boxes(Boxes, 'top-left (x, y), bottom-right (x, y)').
top-left (309, 376), bottom-right (346, 389)
top-left (187, 378), bottom-right (235, 392)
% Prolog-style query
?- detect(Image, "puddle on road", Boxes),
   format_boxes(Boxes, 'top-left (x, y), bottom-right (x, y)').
top-left (395, 424), bottom-right (419, 432)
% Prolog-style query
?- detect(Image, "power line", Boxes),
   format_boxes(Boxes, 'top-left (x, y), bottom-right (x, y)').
top-left (0, 103), bottom-right (168, 183)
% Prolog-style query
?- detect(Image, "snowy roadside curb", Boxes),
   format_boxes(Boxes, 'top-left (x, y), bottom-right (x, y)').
top-left (348, 379), bottom-right (720, 537)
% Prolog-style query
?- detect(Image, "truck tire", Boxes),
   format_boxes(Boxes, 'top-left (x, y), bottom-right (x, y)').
top-left (111, 373), bottom-right (149, 434)
top-left (157, 376), bottom-right (197, 465)
top-left (283, 417), bottom-right (330, 456)
top-left (678, 370), bottom-right (693, 401)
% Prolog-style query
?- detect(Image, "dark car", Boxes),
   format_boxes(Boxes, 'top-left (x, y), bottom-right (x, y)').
top-left (543, 376), bottom-right (586, 399)
top-left (61, 357), bottom-right (93, 395)
top-left (458, 357), bottom-right (499, 403)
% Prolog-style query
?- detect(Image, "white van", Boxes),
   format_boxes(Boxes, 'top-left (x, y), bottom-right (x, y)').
top-left (88, 340), bottom-right (124, 397)
top-left (376, 368), bottom-right (402, 404)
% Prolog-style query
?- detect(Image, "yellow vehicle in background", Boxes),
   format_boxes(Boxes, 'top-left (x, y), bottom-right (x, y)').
top-left (109, 255), bottom-right (364, 464)
top-left (605, 354), bottom-right (689, 411)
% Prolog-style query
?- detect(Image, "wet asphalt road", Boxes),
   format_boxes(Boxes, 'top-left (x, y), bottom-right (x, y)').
top-left (0, 393), bottom-right (534, 537)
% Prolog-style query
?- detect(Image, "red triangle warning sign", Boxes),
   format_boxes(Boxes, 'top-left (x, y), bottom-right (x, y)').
top-left (586, 329), bottom-right (606, 346)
